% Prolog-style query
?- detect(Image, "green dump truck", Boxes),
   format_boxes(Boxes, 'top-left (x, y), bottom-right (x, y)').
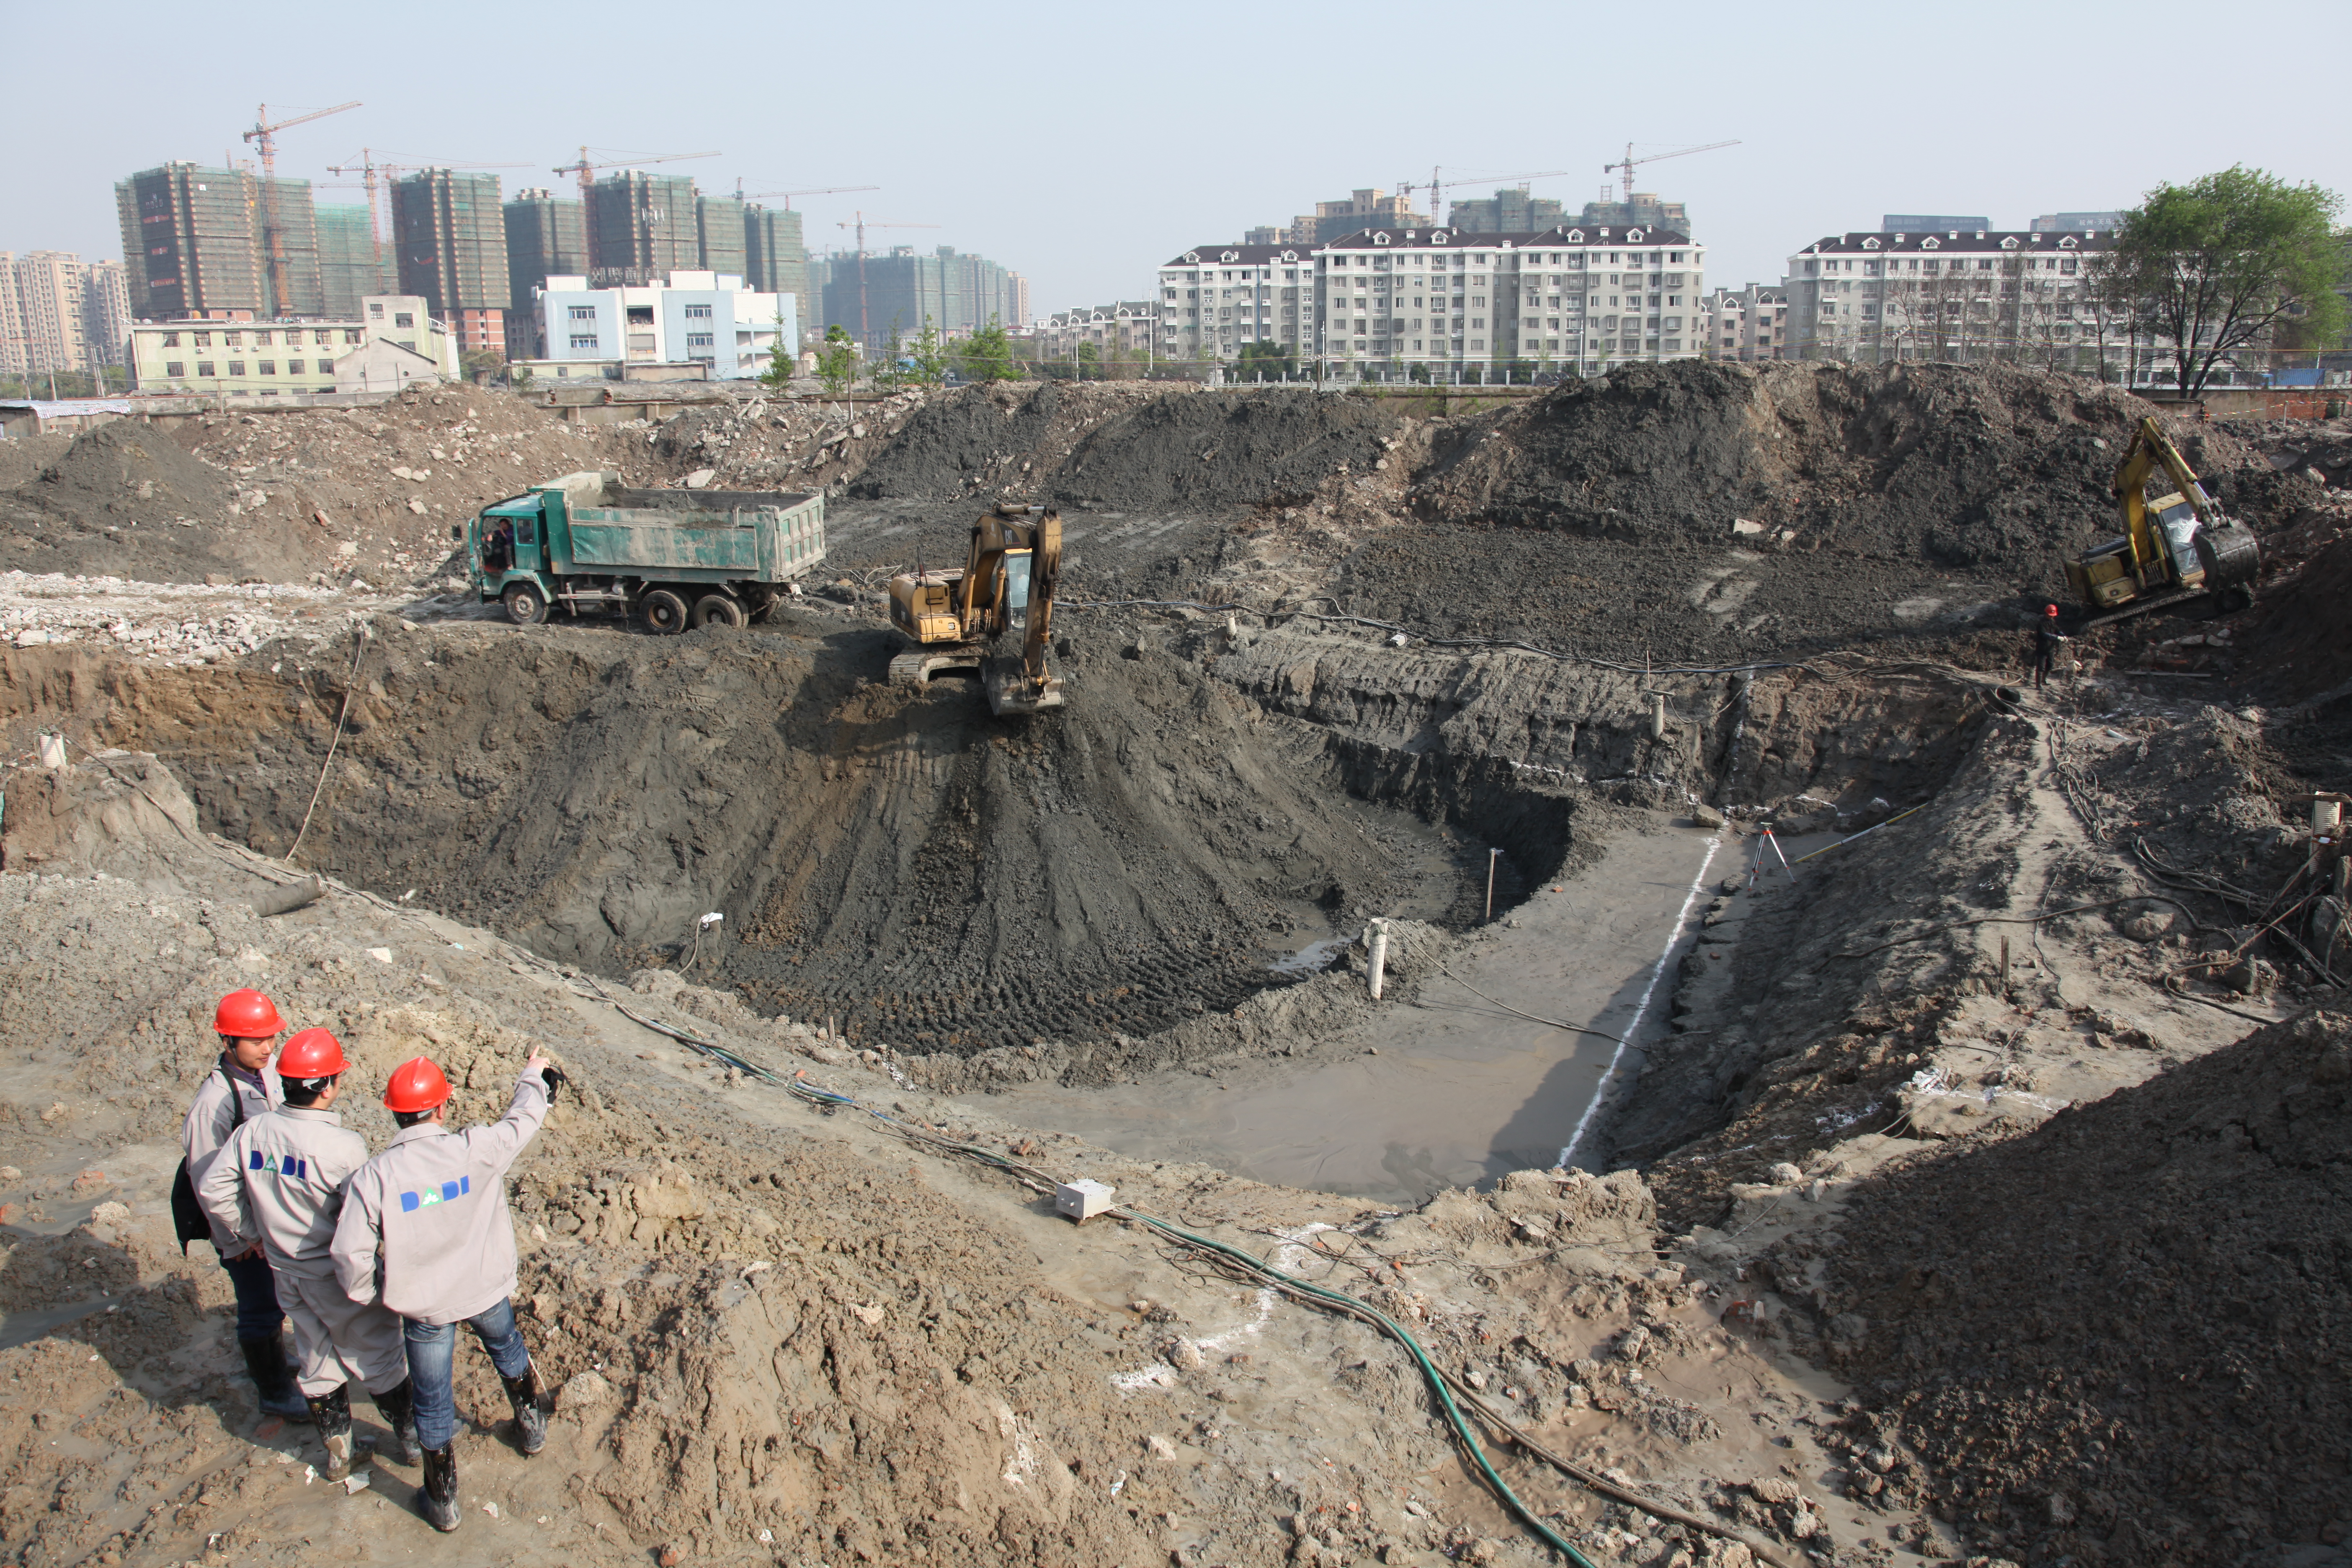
top-left (459, 470), bottom-right (826, 631)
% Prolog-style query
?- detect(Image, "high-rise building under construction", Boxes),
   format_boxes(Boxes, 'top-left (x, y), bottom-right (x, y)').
top-left (114, 162), bottom-right (324, 319)
top-left (589, 172), bottom-right (700, 284)
top-left (504, 189), bottom-right (588, 357)
top-left (814, 245), bottom-right (1026, 345)
top-left (316, 205), bottom-right (394, 318)
top-left (392, 170), bottom-right (510, 359)
top-left (742, 204), bottom-right (808, 345)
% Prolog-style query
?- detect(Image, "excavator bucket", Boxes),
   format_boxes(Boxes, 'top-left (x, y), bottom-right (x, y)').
top-left (983, 654), bottom-right (1065, 715)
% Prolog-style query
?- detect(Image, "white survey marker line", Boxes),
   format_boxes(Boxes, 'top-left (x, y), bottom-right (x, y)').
top-left (1559, 829), bottom-right (1725, 1169)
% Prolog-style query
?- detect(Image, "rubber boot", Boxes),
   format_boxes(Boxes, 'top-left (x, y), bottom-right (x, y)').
top-left (306, 1384), bottom-right (354, 1481)
top-left (239, 1337), bottom-right (312, 1421)
top-left (500, 1364), bottom-right (547, 1456)
top-left (371, 1377), bottom-right (423, 1466)
top-left (419, 1444), bottom-right (460, 1532)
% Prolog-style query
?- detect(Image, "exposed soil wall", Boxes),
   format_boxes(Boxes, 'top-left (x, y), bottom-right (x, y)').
top-left (1818, 1008), bottom-right (2352, 1567)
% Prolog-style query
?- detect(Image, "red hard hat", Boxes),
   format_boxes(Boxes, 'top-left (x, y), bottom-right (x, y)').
top-left (382, 1056), bottom-right (453, 1114)
top-left (215, 989), bottom-right (286, 1039)
top-left (279, 1028), bottom-right (348, 1079)
top-left (2045, 604), bottom-right (2060, 616)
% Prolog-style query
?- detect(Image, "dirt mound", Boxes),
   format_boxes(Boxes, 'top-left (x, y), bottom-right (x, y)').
top-left (845, 384), bottom-right (1402, 513)
top-left (1814, 1008), bottom-right (2352, 1566)
top-left (4, 611), bottom-right (1561, 1065)
top-left (0, 421), bottom-right (295, 583)
top-left (1414, 361), bottom-right (2213, 575)
top-left (0, 431), bottom-right (74, 490)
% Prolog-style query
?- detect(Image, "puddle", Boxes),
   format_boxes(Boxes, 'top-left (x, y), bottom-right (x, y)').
top-left (989, 825), bottom-right (1725, 1204)
top-left (1267, 936), bottom-right (1350, 976)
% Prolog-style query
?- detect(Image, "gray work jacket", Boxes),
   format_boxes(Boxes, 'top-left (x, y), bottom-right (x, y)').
top-left (196, 1106), bottom-right (371, 1280)
top-left (330, 1070), bottom-right (550, 1326)
top-left (181, 1059), bottom-right (281, 1254)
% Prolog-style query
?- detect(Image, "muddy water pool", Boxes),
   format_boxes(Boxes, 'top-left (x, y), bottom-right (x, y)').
top-left (988, 824), bottom-right (1728, 1204)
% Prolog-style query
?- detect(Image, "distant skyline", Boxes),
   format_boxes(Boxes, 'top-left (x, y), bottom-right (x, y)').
top-left (11, 0), bottom-right (2347, 319)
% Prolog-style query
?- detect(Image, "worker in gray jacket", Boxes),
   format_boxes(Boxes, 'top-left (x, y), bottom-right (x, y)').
top-left (331, 1050), bottom-right (560, 1533)
top-left (197, 1028), bottom-right (419, 1481)
top-left (177, 988), bottom-right (305, 1421)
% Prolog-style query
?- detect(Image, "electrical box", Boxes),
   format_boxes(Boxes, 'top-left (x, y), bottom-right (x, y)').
top-left (1054, 1179), bottom-right (1117, 1223)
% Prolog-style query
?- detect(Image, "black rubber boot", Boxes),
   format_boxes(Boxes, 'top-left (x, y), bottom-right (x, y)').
top-left (500, 1364), bottom-right (547, 1456)
top-left (419, 1444), bottom-right (460, 1532)
top-left (306, 1384), bottom-right (354, 1480)
top-left (239, 1337), bottom-right (311, 1421)
top-left (371, 1377), bottom-right (423, 1466)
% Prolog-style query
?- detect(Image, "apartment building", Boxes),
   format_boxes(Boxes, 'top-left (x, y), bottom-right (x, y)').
top-left (317, 206), bottom-right (394, 318)
top-left (1311, 224), bottom-right (1707, 378)
top-left (1035, 302), bottom-right (1158, 361)
top-left (1698, 284), bottom-right (1792, 361)
top-left (588, 172), bottom-right (702, 282)
top-left (1452, 187), bottom-right (1565, 233)
top-left (1157, 242), bottom-right (1315, 362)
top-left (1248, 189), bottom-right (1429, 248)
top-left (0, 252), bottom-right (132, 377)
top-left (124, 294), bottom-right (456, 395)
top-left (1783, 227), bottom-right (2119, 367)
top-left (525, 270), bottom-right (791, 380)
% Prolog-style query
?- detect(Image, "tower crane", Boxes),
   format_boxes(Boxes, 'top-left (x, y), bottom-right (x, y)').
top-left (326, 149), bottom-right (530, 276)
top-left (836, 213), bottom-right (940, 348)
top-left (243, 101), bottom-right (359, 313)
top-left (1602, 140), bottom-right (1739, 205)
top-left (1398, 166), bottom-right (1580, 227)
top-left (732, 180), bottom-right (879, 209)
top-left (551, 148), bottom-right (719, 271)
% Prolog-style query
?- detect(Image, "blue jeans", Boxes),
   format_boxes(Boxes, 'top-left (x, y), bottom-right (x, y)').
top-left (403, 1298), bottom-right (531, 1451)
top-left (221, 1251), bottom-right (285, 1344)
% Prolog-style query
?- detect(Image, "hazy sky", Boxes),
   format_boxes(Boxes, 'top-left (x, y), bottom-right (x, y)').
top-left (11, 0), bottom-right (2346, 312)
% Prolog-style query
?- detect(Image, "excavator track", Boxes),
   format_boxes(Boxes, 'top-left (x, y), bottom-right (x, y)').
top-left (888, 647), bottom-right (985, 687)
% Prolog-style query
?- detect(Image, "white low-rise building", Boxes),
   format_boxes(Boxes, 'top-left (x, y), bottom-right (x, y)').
top-left (126, 294), bottom-right (454, 395)
top-left (1310, 224), bottom-right (1705, 380)
top-left (528, 270), bottom-right (792, 380)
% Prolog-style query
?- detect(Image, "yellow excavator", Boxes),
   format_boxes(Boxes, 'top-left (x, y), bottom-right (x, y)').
top-left (2064, 415), bottom-right (2260, 626)
top-left (886, 503), bottom-right (1065, 714)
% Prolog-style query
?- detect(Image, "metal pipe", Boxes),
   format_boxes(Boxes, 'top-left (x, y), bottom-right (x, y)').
top-left (1485, 848), bottom-right (1501, 921)
top-left (1366, 919), bottom-right (1390, 1001)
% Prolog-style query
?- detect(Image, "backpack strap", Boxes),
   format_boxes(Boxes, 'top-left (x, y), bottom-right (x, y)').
top-left (221, 1060), bottom-right (250, 1130)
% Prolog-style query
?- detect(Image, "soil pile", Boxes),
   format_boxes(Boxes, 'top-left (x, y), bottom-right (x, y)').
top-left (1413, 361), bottom-right (2224, 571)
top-left (3, 612), bottom-right (1539, 1064)
top-left (0, 421), bottom-right (289, 583)
top-left (1816, 1008), bottom-right (2352, 1566)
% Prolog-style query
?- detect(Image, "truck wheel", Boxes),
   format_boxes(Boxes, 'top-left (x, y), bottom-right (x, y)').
top-left (641, 589), bottom-right (689, 634)
top-left (503, 583), bottom-right (549, 625)
top-left (2215, 584), bottom-right (2253, 614)
top-left (691, 593), bottom-right (746, 629)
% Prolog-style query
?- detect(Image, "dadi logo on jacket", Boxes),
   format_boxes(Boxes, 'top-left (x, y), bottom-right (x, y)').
top-left (399, 1176), bottom-right (472, 1213)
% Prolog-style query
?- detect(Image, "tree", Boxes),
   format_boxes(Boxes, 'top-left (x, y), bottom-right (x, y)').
top-left (872, 322), bottom-right (908, 389)
top-left (908, 317), bottom-right (949, 387)
top-left (815, 325), bottom-right (861, 397)
top-left (957, 315), bottom-right (1019, 383)
top-left (2107, 166), bottom-right (2346, 395)
top-left (1235, 340), bottom-right (1293, 382)
top-left (758, 310), bottom-right (795, 390)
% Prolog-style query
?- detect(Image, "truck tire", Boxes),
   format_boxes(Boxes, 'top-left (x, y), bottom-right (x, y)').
top-left (641, 589), bottom-right (689, 635)
top-left (691, 593), bottom-right (746, 629)
top-left (503, 582), bottom-right (549, 625)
